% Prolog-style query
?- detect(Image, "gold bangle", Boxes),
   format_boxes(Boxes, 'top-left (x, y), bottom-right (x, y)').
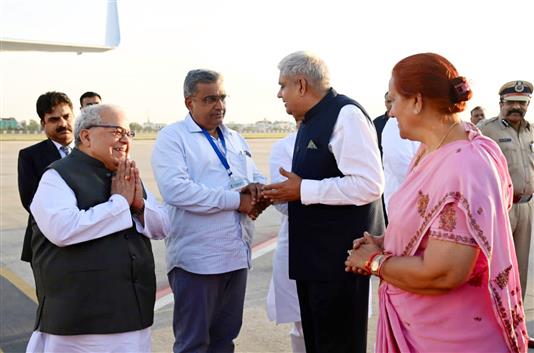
top-left (370, 255), bottom-right (384, 275)
top-left (364, 251), bottom-right (382, 273)
top-left (376, 254), bottom-right (393, 278)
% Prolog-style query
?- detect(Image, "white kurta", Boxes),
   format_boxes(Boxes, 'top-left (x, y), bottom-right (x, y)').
top-left (381, 118), bottom-right (420, 210)
top-left (266, 132), bottom-right (301, 324)
top-left (299, 105), bottom-right (384, 206)
top-left (27, 168), bottom-right (169, 353)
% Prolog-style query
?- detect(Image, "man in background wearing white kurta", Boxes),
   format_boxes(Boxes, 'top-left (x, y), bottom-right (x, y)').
top-left (266, 126), bottom-right (305, 353)
top-left (26, 104), bottom-right (169, 353)
top-left (381, 117), bottom-right (420, 212)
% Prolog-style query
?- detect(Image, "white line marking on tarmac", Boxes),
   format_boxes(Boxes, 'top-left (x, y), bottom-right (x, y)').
top-left (154, 292), bottom-right (175, 311)
top-left (154, 236), bottom-right (278, 311)
top-left (251, 236), bottom-right (277, 260)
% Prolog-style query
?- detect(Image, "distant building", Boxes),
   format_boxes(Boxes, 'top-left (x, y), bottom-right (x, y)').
top-left (0, 117), bottom-right (19, 130)
top-left (254, 119), bottom-right (272, 132)
top-left (142, 121), bottom-right (166, 131)
top-left (226, 119), bottom-right (295, 133)
top-left (141, 117), bottom-right (166, 131)
top-left (271, 120), bottom-right (294, 131)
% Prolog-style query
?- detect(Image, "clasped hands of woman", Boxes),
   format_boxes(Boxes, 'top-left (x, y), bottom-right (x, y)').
top-left (345, 232), bottom-right (385, 276)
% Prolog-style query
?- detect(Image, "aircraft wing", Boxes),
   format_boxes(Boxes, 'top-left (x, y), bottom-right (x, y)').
top-left (0, 0), bottom-right (120, 53)
top-left (0, 39), bottom-right (116, 53)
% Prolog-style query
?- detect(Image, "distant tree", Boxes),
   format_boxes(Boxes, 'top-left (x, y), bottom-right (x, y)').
top-left (129, 122), bottom-right (143, 132)
top-left (27, 119), bottom-right (40, 132)
top-left (226, 122), bottom-right (243, 132)
top-left (20, 120), bottom-right (27, 130)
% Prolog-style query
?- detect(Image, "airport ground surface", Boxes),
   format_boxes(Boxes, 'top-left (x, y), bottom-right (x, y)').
top-left (1, 139), bottom-right (532, 352)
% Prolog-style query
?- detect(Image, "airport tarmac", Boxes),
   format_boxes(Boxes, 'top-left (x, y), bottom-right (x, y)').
top-left (1, 138), bottom-right (533, 353)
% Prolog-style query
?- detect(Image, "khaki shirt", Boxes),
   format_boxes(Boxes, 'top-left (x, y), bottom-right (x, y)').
top-left (478, 116), bottom-right (534, 196)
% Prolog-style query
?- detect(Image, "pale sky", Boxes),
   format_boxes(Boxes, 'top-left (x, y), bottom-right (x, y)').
top-left (1, 0), bottom-right (533, 124)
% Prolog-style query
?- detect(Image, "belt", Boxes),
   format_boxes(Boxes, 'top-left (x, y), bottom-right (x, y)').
top-left (513, 194), bottom-right (533, 204)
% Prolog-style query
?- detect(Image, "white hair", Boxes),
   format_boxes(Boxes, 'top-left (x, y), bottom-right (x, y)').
top-left (74, 104), bottom-right (121, 145)
top-left (278, 51), bottom-right (330, 90)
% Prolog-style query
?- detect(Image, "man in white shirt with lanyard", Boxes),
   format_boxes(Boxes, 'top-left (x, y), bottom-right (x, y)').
top-left (152, 69), bottom-right (267, 353)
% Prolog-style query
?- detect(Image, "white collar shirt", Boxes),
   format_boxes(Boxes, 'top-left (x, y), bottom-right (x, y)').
top-left (299, 105), bottom-right (385, 206)
top-left (51, 139), bottom-right (75, 158)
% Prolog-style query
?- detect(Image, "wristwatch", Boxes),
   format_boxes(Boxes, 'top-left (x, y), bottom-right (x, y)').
top-left (370, 254), bottom-right (384, 275)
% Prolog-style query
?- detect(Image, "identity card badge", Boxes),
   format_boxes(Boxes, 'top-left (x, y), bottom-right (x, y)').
top-left (229, 176), bottom-right (248, 191)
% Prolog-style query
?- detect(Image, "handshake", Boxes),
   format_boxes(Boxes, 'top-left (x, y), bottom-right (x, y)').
top-left (236, 168), bottom-right (303, 220)
top-left (238, 183), bottom-right (272, 220)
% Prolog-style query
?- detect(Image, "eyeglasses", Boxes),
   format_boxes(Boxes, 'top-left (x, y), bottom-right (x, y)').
top-left (192, 94), bottom-right (227, 105)
top-left (86, 124), bottom-right (136, 139)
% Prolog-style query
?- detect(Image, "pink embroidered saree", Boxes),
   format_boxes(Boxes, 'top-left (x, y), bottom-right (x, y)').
top-left (376, 123), bottom-right (528, 353)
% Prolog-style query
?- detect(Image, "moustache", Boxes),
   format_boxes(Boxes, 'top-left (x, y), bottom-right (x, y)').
top-left (506, 109), bottom-right (525, 116)
top-left (56, 127), bottom-right (72, 133)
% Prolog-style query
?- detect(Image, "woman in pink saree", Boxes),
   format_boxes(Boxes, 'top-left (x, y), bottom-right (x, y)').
top-left (345, 53), bottom-right (528, 352)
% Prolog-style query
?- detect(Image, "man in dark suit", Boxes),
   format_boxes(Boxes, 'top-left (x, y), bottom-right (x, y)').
top-left (17, 91), bottom-right (75, 263)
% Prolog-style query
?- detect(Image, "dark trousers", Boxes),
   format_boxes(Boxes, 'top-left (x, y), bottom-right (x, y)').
top-left (168, 267), bottom-right (247, 353)
top-left (296, 277), bottom-right (369, 353)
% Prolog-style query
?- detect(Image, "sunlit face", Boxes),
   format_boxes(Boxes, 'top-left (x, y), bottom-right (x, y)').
top-left (80, 108), bottom-right (131, 171)
top-left (277, 74), bottom-right (304, 117)
top-left (81, 96), bottom-right (101, 108)
top-left (185, 81), bottom-right (226, 131)
top-left (387, 77), bottom-right (417, 139)
top-left (41, 103), bottom-right (74, 145)
top-left (470, 108), bottom-right (485, 124)
top-left (499, 99), bottom-right (529, 125)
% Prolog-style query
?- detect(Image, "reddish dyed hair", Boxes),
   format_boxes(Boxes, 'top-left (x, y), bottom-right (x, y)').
top-left (392, 53), bottom-right (472, 114)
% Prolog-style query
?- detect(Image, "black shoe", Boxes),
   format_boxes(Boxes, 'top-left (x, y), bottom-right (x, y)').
top-left (528, 337), bottom-right (534, 349)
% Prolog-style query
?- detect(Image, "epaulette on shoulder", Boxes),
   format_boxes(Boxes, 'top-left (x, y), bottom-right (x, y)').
top-left (477, 117), bottom-right (498, 128)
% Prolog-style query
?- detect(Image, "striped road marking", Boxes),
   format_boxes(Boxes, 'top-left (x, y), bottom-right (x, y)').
top-left (0, 267), bottom-right (37, 303)
top-left (0, 237), bottom-right (279, 313)
top-left (154, 236), bottom-right (277, 311)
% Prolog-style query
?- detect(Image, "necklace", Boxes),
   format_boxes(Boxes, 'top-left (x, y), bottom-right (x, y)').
top-left (434, 121), bottom-right (460, 150)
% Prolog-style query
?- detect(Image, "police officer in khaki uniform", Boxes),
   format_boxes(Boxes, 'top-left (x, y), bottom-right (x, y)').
top-left (479, 80), bottom-right (533, 301)
top-left (480, 80), bottom-right (534, 348)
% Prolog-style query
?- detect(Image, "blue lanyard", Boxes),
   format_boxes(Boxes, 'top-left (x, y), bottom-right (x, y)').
top-left (200, 126), bottom-right (233, 177)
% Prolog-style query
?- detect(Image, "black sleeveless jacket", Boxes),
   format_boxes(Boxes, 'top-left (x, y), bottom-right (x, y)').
top-left (288, 89), bottom-right (385, 280)
top-left (31, 148), bottom-right (155, 335)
